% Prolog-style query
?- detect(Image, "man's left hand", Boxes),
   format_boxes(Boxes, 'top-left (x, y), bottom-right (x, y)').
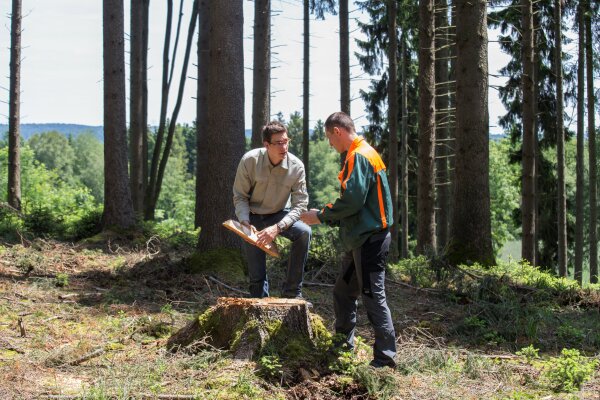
top-left (256, 225), bottom-right (279, 246)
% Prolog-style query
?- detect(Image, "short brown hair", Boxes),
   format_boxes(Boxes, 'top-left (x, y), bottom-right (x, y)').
top-left (262, 121), bottom-right (287, 143)
top-left (325, 112), bottom-right (355, 133)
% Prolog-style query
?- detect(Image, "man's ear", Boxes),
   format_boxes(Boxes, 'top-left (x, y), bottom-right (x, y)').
top-left (263, 141), bottom-right (269, 148)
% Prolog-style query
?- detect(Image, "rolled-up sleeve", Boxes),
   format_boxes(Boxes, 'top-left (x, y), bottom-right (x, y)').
top-left (232, 158), bottom-right (251, 222)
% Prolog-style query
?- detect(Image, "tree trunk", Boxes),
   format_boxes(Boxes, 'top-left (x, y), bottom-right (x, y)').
top-left (387, 0), bottom-right (399, 261)
top-left (195, 0), bottom-right (209, 229)
top-left (142, 1), bottom-right (149, 190)
top-left (7, 0), bottom-right (22, 211)
top-left (197, 0), bottom-right (246, 250)
top-left (554, 0), bottom-right (567, 277)
top-left (417, 0), bottom-right (436, 255)
top-left (448, 0), bottom-right (494, 266)
top-left (167, 297), bottom-right (314, 359)
top-left (251, 0), bottom-right (271, 149)
top-left (152, 1), bottom-right (198, 210)
top-left (302, 0), bottom-right (310, 189)
top-left (435, 0), bottom-right (449, 251)
top-left (145, 0), bottom-right (174, 220)
top-left (339, 0), bottom-right (350, 115)
top-left (400, 34), bottom-right (409, 259)
top-left (585, 0), bottom-right (597, 284)
top-left (103, 0), bottom-right (135, 229)
top-left (574, 2), bottom-right (584, 284)
top-left (520, 0), bottom-right (536, 266)
top-left (130, 0), bottom-right (149, 216)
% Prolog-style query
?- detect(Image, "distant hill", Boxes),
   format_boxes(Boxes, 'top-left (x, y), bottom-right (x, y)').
top-left (0, 123), bottom-right (104, 142)
top-left (0, 124), bottom-right (254, 142)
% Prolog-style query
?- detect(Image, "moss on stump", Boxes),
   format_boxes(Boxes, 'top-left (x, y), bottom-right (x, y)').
top-left (167, 297), bottom-right (332, 365)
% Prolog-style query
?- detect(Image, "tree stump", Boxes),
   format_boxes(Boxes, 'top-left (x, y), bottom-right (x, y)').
top-left (167, 297), bottom-right (329, 361)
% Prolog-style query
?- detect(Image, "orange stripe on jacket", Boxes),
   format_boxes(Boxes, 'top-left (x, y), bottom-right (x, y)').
top-left (376, 174), bottom-right (388, 228)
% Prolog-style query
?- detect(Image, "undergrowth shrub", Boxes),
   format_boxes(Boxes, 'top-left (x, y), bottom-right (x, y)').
top-left (544, 348), bottom-right (598, 392)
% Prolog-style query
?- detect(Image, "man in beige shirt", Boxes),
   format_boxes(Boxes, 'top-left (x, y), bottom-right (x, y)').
top-left (233, 121), bottom-right (311, 298)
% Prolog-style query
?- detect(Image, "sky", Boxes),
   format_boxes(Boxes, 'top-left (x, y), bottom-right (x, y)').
top-left (0, 0), bottom-right (511, 134)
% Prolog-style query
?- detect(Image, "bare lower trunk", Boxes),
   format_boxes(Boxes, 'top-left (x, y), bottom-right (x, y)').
top-left (449, 0), bottom-right (493, 266)
top-left (339, 0), bottom-right (350, 115)
top-left (417, 0), bottom-right (436, 255)
top-left (103, 0), bottom-right (135, 229)
top-left (400, 36), bottom-right (409, 259)
top-left (387, 0), bottom-right (399, 261)
top-left (251, 0), bottom-right (271, 149)
top-left (197, 0), bottom-right (245, 250)
top-left (302, 0), bottom-right (310, 189)
top-left (554, 0), bottom-right (567, 277)
top-left (8, 0), bottom-right (22, 211)
top-left (520, 0), bottom-right (536, 266)
top-left (585, 0), bottom-right (597, 283)
top-left (574, 3), bottom-right (584, 284)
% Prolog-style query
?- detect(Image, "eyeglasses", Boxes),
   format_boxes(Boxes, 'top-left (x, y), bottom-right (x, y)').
top-left (269, 139), bottom-right (290, 147)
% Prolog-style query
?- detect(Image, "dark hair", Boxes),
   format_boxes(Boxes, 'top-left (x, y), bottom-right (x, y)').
top-left (262, 121), bottom-right (287, 143)
top-left (324, 111), bottom-right (355, 133)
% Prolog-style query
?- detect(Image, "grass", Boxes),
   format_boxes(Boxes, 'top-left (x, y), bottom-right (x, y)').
top-left (0, 238), bottom-right (598, 399)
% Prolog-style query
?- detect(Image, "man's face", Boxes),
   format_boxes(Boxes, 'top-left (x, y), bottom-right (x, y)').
top-left (264, 131), bottom-right (290, 165)
top-left (325, 127), bottom-right (343, 154)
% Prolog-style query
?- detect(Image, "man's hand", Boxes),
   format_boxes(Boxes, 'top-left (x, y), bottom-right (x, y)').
top-left (256, 225), bottom-right (279, 246)
top-left (300, 209), bottom-right (321, 225)
top-left (240, 220), bottom-right (255, 236)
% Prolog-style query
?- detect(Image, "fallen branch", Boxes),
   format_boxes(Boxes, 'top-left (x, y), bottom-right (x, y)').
top-left (385, 278), bottom-right (441, 293)
top-left (206, 275), bottom-right (249, 296)
top-left (303, 281), bottom-right (334, 288)
top-left (68, 347), bottom-right (105, 366)
top-left (140, 395), bottom-right (196, 400)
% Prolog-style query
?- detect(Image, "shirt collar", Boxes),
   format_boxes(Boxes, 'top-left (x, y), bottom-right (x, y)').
top-left (345, 135), bottom-right (364, 162)
top-left (260, 148), bottom-right (289, 170)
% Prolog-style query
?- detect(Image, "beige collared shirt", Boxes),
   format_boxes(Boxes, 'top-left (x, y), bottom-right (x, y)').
top-left (233, 148), bottom-right (308, 230)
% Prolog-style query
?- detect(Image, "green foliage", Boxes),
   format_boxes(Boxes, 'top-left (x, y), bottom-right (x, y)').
top-left (516, 345), bottom-right (540, 362)
top-left (54, 273), bottom-right (69, 287)
top-left (351, 364), bottom-right (397, 400)
top-left (308, 139), bottom-right (341, 208)
top-left (544, 349), bottom-right (598, 393)
top-left (257, 354), bottom-right (283, 379)
top-left (489, 138), bottom-right (520, 254)
top-left (71, 132), bottom-right (104, 201)
top-left (27, 131), bottom-right (76, 181)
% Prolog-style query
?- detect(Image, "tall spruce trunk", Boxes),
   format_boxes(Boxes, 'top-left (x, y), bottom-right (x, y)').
top-left (7, 0), bottom-right (22, 211)
top-left (103, 0), bottom-right (135, 229)
top-left (251, 0), bottom-right (271, 149)
top-left (585, 0), bottom-right (597, 283)
top-left (400, 35), bottom-right (409, 259)
top-left (195, 0), bottom-right (209, 229)
top-left (574, 3), bottom-right (585, 284)
top-left (417, 0), bottom-right (437, 255)
top-left (520, 0), bottom-right (536, 266)
top-left (339, 0), bottom-right (350, 115)
top-left (554, 0), bottom-right (567, 277)
top-left (130, 0), bottom-right (149, 216)
top-left (387, 0), bottom-right (399, 261)
top-left (449, 0), bottom-right (493, 265)
top-left (434, 0), bottom-right (449, 251)
top-left (197, 0), bottom-right (246, 250)
top-left (302, 0), bottom-right (310, 188)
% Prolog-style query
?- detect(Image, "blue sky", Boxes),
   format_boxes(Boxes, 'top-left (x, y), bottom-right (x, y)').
top-left (0, 1), bottom-right (511, 133)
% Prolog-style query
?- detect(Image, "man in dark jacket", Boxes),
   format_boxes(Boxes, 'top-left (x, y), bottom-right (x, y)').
top-left (301, 111), bottom-right (396, 368)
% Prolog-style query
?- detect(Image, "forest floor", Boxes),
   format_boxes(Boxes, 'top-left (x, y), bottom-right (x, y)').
top-left (0, 236), bottom-right (599, 399)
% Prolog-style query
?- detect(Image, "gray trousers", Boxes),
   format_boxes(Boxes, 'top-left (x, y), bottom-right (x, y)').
top-left (333, 231), bottom-right (396, 367)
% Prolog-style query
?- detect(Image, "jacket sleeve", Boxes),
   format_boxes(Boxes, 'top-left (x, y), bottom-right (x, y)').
top-left (317, 154), bottom-right (370, 223)
top-left (232, 157), bottom-right (252, 222)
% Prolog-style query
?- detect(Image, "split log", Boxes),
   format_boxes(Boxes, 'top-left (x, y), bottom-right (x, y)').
top-left (167, 297), bottom-right (325, 360)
